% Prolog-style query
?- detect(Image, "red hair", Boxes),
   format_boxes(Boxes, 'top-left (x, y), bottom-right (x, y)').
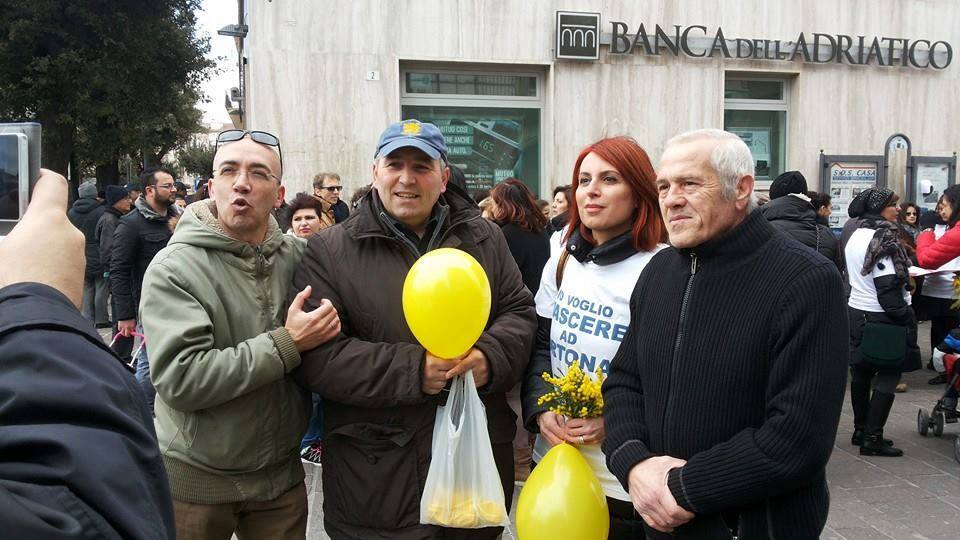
top-left (564, 136), bottom-right (665, 252)
top-left (490, 178), bottom-right (549, 234)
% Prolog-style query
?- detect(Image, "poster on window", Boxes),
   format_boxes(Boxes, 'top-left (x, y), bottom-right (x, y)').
top-left (828, 162), bottom-right (878, 229)
top-left (729, 128), bottom-right (771, 177)
top-left (915, 162), bottom-right (950, 211)
top-left (402, 106), bottom-right (541, 198)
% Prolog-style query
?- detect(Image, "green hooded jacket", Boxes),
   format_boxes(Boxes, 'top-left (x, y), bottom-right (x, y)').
top-left (140, 200), bottom-right (309, 504)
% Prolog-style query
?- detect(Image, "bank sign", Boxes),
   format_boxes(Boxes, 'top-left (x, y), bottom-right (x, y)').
top-left (555, 12), bottom-right (953, 69)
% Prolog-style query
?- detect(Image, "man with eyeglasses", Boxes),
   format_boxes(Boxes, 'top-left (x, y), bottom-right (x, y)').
top-left (312, 171), bottom-right (350, 224)
top-left (139, 130), bottom-right (340, 538)
top-left (110, 167), bottom-right (181, 412)
top-left (291, 119), bottom-right (536, 539)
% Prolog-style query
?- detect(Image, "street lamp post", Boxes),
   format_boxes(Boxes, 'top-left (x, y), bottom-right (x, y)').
top-left (217, 0), bottom-right (247, 129)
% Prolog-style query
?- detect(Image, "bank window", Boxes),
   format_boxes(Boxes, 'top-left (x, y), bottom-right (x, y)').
top-left (405, 72), bottom-right (537, 98)
top-left (401, 66), bottom-right (542, 198)
top-left (723, 76), bottom-right (788, 183)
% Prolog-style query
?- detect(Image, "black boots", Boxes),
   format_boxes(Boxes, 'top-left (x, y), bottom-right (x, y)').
top-left (860, 391), bottom-right (903, 457)
top-left (861, 433), bottom-right (902, 457)
top-left (851, 429), bottom-right (891, 447)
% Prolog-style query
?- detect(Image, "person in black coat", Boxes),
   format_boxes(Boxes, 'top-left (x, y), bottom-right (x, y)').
top-left (110, 168), bottom-right (179, 411)
top-left (546, 184), bottom-right (572, 234)
top-left (604, 130), bottom-right (847, 538)
top-left (808, 190), bottom-right (833, 227)
top-left (761, 171), bottom-right (841, 268)
top-left (68, 180), bottom-right (109, 326)
top-left (0, 169), bottom-right (175, 539)
top-left (96, 185), bottom-right (134, 360)
top-left (844, 187), bottom-right (921, 457)
top-left (488, 178), bottom-right (550, 295)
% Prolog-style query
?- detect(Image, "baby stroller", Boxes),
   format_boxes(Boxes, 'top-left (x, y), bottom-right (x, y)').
top-left (917, 331), bottom-right (960, 463)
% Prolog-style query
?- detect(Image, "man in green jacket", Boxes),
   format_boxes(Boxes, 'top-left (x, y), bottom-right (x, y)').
top-left (140, 131), bottom-right (341, 539)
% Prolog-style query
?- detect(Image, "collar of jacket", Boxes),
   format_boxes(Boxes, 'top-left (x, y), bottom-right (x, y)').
top-left (565, 227), bottom-right (638, 266)
top-left (105, 205), bottom-right (125, 217)
top-left (168, 199), bottom-right (290, 267)
top-left (346, 187), bottom-right (485, 247)
top-left (678, 208), bottom-right (775, 264)
top-left (135, 196), bottom-right (181, 221)
top-left (551, 213), bottom-right (568, 231)
top-left (312, 193), bottom-right (335, 213)
top-left (760, 193), bottom-right (817, 224)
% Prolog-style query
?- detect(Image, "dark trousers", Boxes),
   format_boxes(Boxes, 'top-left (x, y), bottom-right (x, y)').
top-left (608, 497), bottom-right (646, 539)
top-left (925, 297), bottom-right (959, 355)
top-left (81, 274), bottom-right (109, 326)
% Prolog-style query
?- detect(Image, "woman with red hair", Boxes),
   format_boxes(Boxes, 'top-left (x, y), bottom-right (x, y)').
top-left (488, 178), bottom-right (551, 295)
top-left (522, 136), bottom-right (666, 539)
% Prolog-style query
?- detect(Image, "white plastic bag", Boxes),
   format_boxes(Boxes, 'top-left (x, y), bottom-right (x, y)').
top-left (420, 370), bottom-right (510, 528)
top-left (933, 348), bottom-right (947, 373)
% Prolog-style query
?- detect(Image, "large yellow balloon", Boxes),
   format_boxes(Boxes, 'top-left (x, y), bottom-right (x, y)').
top-left (402, 248), bottom-right (492, 359)
top-left (516, 443), bottom-right (609, 540)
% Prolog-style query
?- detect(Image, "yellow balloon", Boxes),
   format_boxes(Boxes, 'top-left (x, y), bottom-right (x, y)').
top-left (516, 443), bottom-right (609, 540)
top-left (402, 248), bottom-right (492, 359)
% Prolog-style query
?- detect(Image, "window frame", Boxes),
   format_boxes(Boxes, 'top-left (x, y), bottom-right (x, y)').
top-left (400, 66), bottom-right (542, 104)
top-left (399, 64), bottom-right (545, 196)
top-left (723, 75), bottom-right (790, 186)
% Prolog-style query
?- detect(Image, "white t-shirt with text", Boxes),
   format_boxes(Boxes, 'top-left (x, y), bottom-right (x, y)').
top-left (532, 242), bottom-right (666, 501)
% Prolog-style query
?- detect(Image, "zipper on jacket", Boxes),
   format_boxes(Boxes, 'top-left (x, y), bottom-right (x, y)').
top-left (378, 203), bottom-right (453, 260)
top-left (379, 211), bottom-right (424, 259)
top-left (424, 204), bottom-right (450, 252)
top-left (254, 245), bottom-right (265, 278)
top-left (254, 245), bottom-right (271, 325)
top-left (661, 253), bottom-right (698, 446)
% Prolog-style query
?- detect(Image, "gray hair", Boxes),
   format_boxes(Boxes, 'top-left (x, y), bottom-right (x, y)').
top-left (665, 129), bottom-right (756, 211)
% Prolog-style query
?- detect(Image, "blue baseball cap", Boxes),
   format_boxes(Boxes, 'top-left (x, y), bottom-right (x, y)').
top-left (374, 119), bottom-right (448, 162)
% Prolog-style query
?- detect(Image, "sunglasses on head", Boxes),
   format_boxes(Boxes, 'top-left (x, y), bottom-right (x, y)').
top-left (215, 130), bottom-right (283, 173)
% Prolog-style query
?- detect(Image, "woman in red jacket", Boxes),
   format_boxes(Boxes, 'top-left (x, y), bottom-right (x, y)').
top-left (917, 185), bottom-right (960, 268)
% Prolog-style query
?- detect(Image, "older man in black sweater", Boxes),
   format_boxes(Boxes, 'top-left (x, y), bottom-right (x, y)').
top-left (603, 129), bottom-right (847, 539)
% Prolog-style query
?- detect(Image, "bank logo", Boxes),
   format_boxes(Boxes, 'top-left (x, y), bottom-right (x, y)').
top-left (556, 11), bottom-right (600, 60)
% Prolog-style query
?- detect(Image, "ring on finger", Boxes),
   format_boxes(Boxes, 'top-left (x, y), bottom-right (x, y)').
top-left (579, 435), bottom-right (585, 444)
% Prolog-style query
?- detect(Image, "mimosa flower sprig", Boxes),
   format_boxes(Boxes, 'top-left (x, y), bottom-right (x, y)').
top-left (537, 364), bottom-right (605, 418)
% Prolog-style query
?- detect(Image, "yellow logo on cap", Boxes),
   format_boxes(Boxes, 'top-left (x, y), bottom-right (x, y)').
top-left (402, 121), bottom-right (422, 136)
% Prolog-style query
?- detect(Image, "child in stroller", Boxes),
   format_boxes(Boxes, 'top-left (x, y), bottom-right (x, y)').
top-left (917, 328), bottom-right (960, 463)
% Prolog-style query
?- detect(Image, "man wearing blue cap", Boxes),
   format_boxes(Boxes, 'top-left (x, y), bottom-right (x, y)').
top-left (291, 119), bottom-right (537, 539)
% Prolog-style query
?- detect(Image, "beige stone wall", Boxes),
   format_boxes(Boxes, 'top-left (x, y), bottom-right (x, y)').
top-left (245, 0), bottom-right (960, 198)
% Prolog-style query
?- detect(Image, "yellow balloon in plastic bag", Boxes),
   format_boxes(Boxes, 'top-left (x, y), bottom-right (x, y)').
top-left (516, 443), bottom-right (609, 540)
top-left (402, 248), bottom-right (492, 359)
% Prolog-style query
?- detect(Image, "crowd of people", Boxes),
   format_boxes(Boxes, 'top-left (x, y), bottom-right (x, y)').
top-left (1, 118), bottom-right (953, 539)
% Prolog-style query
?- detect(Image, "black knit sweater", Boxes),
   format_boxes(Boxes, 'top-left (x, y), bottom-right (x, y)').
top-left (603, 210), bottom-right (848, 539)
